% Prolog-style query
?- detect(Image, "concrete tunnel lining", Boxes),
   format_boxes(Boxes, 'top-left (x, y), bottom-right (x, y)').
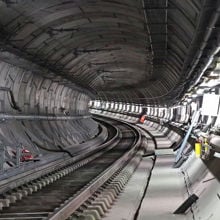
top-left (0, 1), bottom-right (219, 219)
top-left (0, 59), bottom-right (99, 154)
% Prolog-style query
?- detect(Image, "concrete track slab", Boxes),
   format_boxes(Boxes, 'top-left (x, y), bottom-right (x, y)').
top-left (103, 158), bottom-right (154, 220)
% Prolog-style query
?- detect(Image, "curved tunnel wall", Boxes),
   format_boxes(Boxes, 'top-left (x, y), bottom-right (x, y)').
top-left (0, 0), bottom-right (213, 106)
top-left (0, 60), bottom-right (99, 155)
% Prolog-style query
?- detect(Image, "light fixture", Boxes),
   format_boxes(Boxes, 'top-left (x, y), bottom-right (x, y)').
top-left (196, 88), bottom-right (204, 94)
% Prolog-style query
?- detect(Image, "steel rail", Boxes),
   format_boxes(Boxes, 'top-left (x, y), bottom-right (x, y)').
top-left (48, 121), bottom-right (141, 220)
top-left (0, 118), bottom-right (141, 219)
top-left (0, 118), bottom-right (141, 220)
top-left (0, 120), bottom-right (118, 192)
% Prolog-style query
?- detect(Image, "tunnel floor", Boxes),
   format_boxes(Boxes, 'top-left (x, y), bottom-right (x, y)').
top-left (103, 123), bottom-right (193, 220)
top-left (137, 152), bottom-right (191, 220)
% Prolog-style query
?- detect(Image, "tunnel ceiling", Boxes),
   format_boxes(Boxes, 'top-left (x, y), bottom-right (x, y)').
top-left (0, 0), bottom-right (218, 105)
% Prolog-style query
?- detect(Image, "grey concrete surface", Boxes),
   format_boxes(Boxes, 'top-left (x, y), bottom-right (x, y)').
top-left (103, 157), bottom-right (154, 220)
top-left (137, 153), bottom-right (192, 220)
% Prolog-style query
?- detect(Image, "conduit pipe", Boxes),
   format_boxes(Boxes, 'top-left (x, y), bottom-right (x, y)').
top-left (0, 114), bottom-right (91, 121)
top-left (185, 0), bottom-right (220, 80)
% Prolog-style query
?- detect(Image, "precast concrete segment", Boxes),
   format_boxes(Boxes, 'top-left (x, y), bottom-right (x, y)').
top-left (0, 59), bottom-right (99, 156)
top-left (0, 0), bottom-right (212, 105)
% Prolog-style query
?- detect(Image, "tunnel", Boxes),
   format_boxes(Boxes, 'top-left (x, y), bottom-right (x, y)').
top-left (0, 0), bottom-right (219, 220)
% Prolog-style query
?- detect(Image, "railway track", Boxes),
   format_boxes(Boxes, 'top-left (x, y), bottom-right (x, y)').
top-left (0, 118), bottom-right (142, 220)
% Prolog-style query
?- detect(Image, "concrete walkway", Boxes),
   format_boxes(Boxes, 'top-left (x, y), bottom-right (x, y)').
top-left (137, 122), bottom-right (193, 220)
top-left (104, 123), bottom-right (193, 220)
top-left (137, 152), bottom-right (191, 220)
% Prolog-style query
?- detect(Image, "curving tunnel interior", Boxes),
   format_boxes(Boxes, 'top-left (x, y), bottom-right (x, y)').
top-left (0, 0), bottom-right (220, 220)
top-left (0, 0), bottom-right (216, 152)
